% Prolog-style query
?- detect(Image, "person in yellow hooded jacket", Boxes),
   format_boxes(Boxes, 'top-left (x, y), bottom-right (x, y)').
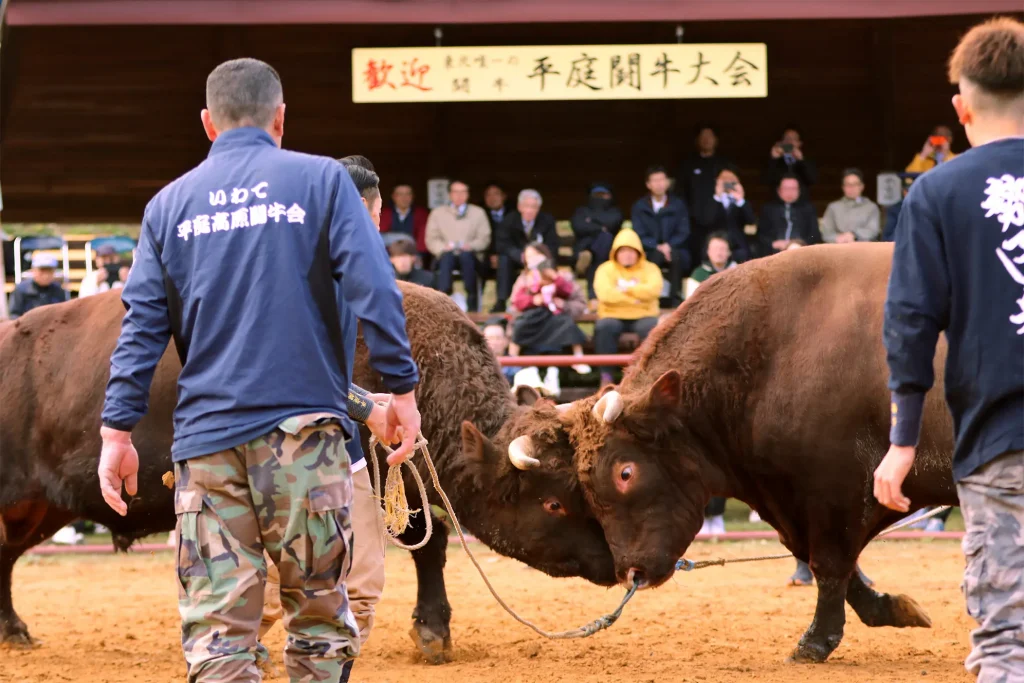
top-left (593, 228), bottom-right (664, 385)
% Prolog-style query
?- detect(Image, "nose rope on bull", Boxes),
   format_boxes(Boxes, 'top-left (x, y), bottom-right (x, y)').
top-left (366, 433), bottom-right (641, 639)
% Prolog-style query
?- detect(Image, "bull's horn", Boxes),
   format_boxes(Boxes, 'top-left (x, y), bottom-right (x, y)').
top-left (508, 435), bottom-right (541, 470)
top-left (592, 391), bottom-right (624, 423)
top-left (555, 403), bottom-right (572, 414)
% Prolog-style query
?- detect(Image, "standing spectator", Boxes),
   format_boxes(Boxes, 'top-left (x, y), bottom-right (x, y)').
top-left (678, 124), bottom-right (732, 265)
top-left (763, 125), bottom-right (818, 202)
top-left (758, 175), bottom-right (821, 255)
top-left (8, 253), bottom-right (67, 319)
top-left (79, 245), bottom-right (130, 298)
top-left (571, 182), bottom-right (623, 298)
top-left (482, 317), bottom-right (518, 385)
top-left (821, 168), bottom-right (881, 243)
top-left (699, 167), bottom-right (754, 263)
top-left (388, 240), bottom-right (435, 288)
top-left (905, 125), bottom-right (958, 173)
top-left (493, 189), bottom-right (559, 313)
top-left (380, 183), bottom-right (429, 261)
top-left (685, 232), bottom-right (737, 299)
top-left (882, 173), bottom-right (920, 242)
top-left (425, 180), bottom-right (491, 312)
top-left (593, 229), bottom-right (663, 386)
top-left (630, 166), bottom-right (692, 307)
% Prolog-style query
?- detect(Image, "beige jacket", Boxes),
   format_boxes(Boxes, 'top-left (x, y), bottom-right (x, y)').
top-left (821, 196), bottom-right (880, 243)
top-left (425, 204), bottom-right (492, 257)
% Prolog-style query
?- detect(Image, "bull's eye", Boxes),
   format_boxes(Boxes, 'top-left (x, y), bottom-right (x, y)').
top-left (543, 498), bottom-right (566, 516)
top-left (620, 466), bottom-right (634, 482)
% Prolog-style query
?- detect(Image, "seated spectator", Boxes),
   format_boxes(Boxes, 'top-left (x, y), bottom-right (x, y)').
top-left (571, 182), bottom-right (623, 299)
top-left (388, 239), bottom-right (435, 288)
top-left (821, 168), bottom-right (881, 243)
top-left (8, 253), bottom-right (68, 319)
top-left (905, 125), bottom-right (958, 173)
top-left (758, 174), bottom-right (821, 255)
top-left (78, 244), bottom-right (129, 298)
top-left (882, 173), bottom-right (920, 242)
top-left (685, 232), bottom-right (737, 299)
top-left (763, 125), bottom-right (818, 202)
top-left (698, 166), bottom-right (754, 262)
top-left (493, 189), bottom-right (559, 313)
top-left (380, 183), bottom-right (429, 260)
top-left (425, 179), bottom-right (491, 312)
top-left (630, 166), bottom-right (692, 307)
top-left (593, 229), bottom-right (663, 386)
top-left (482, 182), bottom-right (511, 272)
top-left (509, 243), bottom-right (590, 395)
top-left (482, 316), bottom-right (518, 385)
top-left (678, 124), bottom-right (733, 266)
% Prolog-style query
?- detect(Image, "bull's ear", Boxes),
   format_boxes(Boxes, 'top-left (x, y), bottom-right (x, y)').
top-left (649, 370), bottom-right (682, 406)
top-left (461, 420), bottom-right (495, 464)
top-left (514, 385), bottom-right (543, 406)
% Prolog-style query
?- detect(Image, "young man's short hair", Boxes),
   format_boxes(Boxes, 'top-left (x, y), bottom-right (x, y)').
top-left (387, 239), bottom-right (418, 258)
top-left (705, 231), bottom-right (730, 250)
top-left (948, 17), bottom-right (1024, 109)
top-left (644, 165), bottom-right (668, 181)
top-left (338, 160), bottom-right (380, 203)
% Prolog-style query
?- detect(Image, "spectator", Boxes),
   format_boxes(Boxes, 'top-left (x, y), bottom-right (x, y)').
top-left (482, 316), bottom-right (518, 385)
top-left (685, 232), bottom-right (737, 299)
top-left (678, 124), bottom-right (733, 265)
top-left (8, 252), bottom-right (67, 319)
top-left (493, 189), bottom-right (560, 313)
top-left (699, 166), bottom-right (754, 263)
top-left (905, 124), bottom-right (958, 173)
top-left (388, 239), bottom-right (435, 288)
top-left (509, 243), bottom-right (590, 395)
top-left (630, 166), bottom-right (692, 307)
top-left (78, 244), bottom-right (130, 298)
top-left (882, 173), bottom-right (920, 242)
top-left (482, 182), bottom-right (511, 274)
top-left (763, 125), bottom-right (818, 202)
top-left (425, 179), bottom-right (491, 312)
top-left (380, 183), bottom-right (429, 260)
top-left (758, 174), bottom-right (821, 255)
top-left (593, 229), bottom-right (663, 386)
top-left (821, 168), bottom-right (881, 243)
top-left (571, 182), bottom-right (623, 299)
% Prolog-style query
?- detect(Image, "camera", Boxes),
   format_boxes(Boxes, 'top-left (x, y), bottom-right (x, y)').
top-left (103, 262), bottom-right (122, 287)
top-left (780, 143), bottom-right (794, 154)
top-left (723, 181), bottom-right (737, 192)
top-left (928, 135), bottom-right (947, 147)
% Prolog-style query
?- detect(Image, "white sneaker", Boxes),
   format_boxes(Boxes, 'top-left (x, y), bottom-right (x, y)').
top-left (93, 524), bottom-right (109, 534)
top-left (571, 363), bottom-right (592, 375)
top-left (707, 515), bottom-right (726, 535)
top-left (924, 518), bottom-right (945, 533)
top-left (698, 519), bottom-right (712, 536)
top-left (748, 509), bottom-right (762, 523)
top-left (51, 526), bottom-right (83, 545)
top-left (542, 366), bottom-right (561, 398)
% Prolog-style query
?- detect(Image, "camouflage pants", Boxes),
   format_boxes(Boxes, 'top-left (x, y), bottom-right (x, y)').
top-left (957, 450), bottom-right (1024, 683)
top-left (174, 418), bottom-right (359, 683)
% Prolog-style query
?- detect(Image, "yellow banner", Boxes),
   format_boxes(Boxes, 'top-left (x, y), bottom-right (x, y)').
top-left (352, 43), bottom-right (766, 103)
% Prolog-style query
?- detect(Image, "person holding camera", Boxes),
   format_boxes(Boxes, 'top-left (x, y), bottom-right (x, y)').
top-left (905, 125), bottom-right (958, 174)
top-left (763, 126), bottom-right (818, 203)
top-left (698, 167), bottom-right (754, 263)
top-left (79, 244), bottom-right (129, 298)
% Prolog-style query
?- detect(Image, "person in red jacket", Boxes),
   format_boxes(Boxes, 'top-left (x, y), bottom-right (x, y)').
top-left (379, 182), bottom-right (430, 266)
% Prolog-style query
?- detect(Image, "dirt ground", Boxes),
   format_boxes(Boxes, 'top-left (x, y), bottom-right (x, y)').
top-left (0, 539), bottom-right (973, 683)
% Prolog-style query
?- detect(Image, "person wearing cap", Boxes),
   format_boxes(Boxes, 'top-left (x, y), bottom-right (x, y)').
top-left (8, 252), bottom-right (68, 319)
top-left (820, 167), bottom-right (881, 244)
top-left (79, 244), bottom-right (129, 298)
top-left (570, 182), bottom-right (623, 299)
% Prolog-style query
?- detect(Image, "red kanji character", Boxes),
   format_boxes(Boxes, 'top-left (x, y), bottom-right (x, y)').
top-left (400, 58), bottom-right (433, 91)
top-left (364, 59), bottom-right (396, 91)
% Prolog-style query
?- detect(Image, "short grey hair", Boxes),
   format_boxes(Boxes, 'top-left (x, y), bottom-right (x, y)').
top-left (206, 58), bottom-right (284, 129)
top-left (517, 189), bottom-right (542, 207)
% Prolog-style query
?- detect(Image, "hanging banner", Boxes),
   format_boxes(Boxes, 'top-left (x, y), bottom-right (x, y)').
top-left (352, 43), bottom-right (766, 103)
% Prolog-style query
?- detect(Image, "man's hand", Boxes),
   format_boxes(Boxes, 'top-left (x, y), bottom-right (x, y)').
top-left (657, 243), bottom-right (672, 261)
top-left (731, 183), bottom-right (745, 202)
top-left (836, 232), bottom-right (856, 244)
top-left (873, 444), bottom-right (916, 512)
top-left (364, 402), bottom-right (392, 444)
top-left (98, 426), bottom-right (139, 516)
top-left (792, 146), bottom-right (804, 161)
top-left (920, 139), bottom-right (935, 158)
top-left (385, 391), bottom-right (421, 466)
top-left (772, 239), bottom-right (790, 251)
top-left (94, 270), bottom-right (108, 286)
top-left (771, 143), bottom-right (783, 159)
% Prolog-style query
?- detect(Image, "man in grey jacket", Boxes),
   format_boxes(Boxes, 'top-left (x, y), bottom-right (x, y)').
top-left (820, 168), bottom-right (881, 243)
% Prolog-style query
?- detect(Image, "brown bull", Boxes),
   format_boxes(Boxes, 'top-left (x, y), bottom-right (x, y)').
top-left (510, 243), bottom-right (958, 663)
top-left (0, 282), bottom-right (615, 660)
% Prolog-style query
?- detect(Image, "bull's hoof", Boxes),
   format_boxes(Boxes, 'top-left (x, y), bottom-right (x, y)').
top-left (786, 636), bottom-right (838, 664)
top-left (891, 594), bottom-right (932, 628)
top-left (0, 627), bottom-right (38, 650)
top-left (409, 622), bottom-right (452, 665)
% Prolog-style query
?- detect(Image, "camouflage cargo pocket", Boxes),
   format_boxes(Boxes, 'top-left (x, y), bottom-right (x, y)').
top-left (174, 487), bottom-right (207, 600)
top-left (304, 479), bottom-right (354, 592)
top-left (961, 526), bottom-right (986, 620)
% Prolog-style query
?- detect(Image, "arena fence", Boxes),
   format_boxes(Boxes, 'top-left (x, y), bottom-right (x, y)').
top-left (499, 354), bottom-right (632, 367)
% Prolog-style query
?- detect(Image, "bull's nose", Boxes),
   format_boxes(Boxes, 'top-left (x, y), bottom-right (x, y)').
top-left (626, 567), bottom-right (649, 589)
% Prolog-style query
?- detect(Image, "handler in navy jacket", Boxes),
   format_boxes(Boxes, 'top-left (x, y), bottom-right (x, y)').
top-left (96, 58), bottom-right (421, 683)
top-left (874, 18), bottom-right (1024, 682)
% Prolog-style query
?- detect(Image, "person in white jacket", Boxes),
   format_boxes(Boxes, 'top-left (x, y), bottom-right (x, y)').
top-left (78, 244), bottom-right (129, 298)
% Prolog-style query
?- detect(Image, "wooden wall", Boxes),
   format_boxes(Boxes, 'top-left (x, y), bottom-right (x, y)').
top-left (1, 13), bottom-right (1017, 223)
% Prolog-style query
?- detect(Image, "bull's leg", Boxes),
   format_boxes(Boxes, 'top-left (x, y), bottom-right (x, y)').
top-left (402, 509), bottom-right (453, 665)
top-left (787, 564), bottom-right (850, 664)
top-left (846, 567), bottom-right (931, 628)
top-left (1, 502), bottom-right (75, 646)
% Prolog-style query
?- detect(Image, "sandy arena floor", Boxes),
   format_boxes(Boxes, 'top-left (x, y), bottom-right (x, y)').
top-left (0, 539), bottom-right (973, 683)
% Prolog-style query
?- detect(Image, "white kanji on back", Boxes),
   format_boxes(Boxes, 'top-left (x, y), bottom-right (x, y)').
top-left (268, 203), bottom-right (287, 223)
top-left (193, 214), bottom-right (211, 235)
top-left (286, 203), bottom-right (306, 224)
top-left (249, 204), bottom-right (268, 226)
top-left (212, 212), bottom-right (231, 232)
top-left (981, 174), bottom-right (1024, 232)
top-left (230, 187), bottom-right (250, 204)
top-left (177, 219), bottom-right (193, 241)
top-left (231, 207), bottom-right (249, 229)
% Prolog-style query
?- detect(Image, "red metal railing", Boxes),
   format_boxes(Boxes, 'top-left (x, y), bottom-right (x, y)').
top-left (499, 354), bottom-right (633, 367)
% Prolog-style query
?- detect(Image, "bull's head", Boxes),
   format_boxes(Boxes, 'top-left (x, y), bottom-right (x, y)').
top-left (458, 386), bottom-right (617, 586)
top-left (510, 372), bottom-right (708, 589)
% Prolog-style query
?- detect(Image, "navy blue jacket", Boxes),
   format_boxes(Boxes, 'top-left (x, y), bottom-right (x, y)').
top-left (882, 199), bottom-right (902, 242)
top-left (630, 196), bottom-right (691, 252)
top-left (884, 137), bottom-right (1024, 481)
top-left (102, 127), bottom-right (419, 462)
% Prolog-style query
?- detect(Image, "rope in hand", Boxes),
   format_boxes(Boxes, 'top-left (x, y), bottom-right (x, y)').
top-left (366, 432), bottom-right (639, 638)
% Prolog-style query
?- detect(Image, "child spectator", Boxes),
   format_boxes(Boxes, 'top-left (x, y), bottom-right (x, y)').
top-left (685, 232), bottom-right (737, 299)
top-left (388, 239), bottom-right (435, 288)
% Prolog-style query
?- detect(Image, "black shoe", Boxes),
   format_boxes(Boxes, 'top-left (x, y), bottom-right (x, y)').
top-left (339, 659), bottom-right (353, 683)
top-left (467, 298), bottom-right (480, 313)
top-left (490, 302), bottom-right (506, 314)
